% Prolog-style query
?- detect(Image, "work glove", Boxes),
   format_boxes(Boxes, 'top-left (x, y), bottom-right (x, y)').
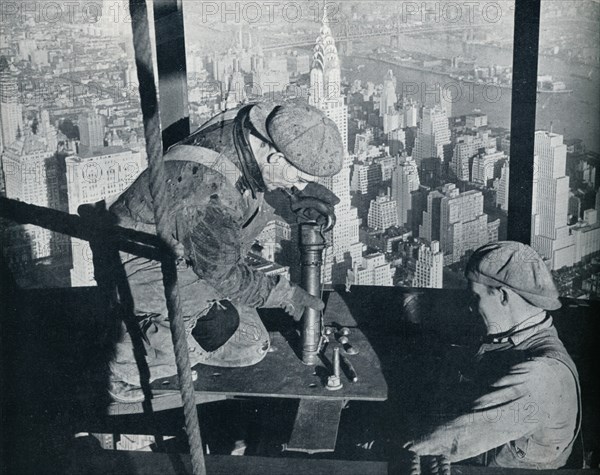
top-left (296, 182), bottom-right (340, 207)
top-left (263, 276), bottom-right (324, 321)
top-left (284, 286), bottom-right (325, 321)
top-left (288, 183), bottom-right (340, 231)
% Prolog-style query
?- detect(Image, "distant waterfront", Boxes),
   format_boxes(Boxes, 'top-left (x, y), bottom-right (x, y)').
top-left (341, 46), bottom-right (599, 153)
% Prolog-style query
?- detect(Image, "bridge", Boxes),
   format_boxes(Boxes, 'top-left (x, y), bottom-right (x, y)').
top-left (263, 22), bottom-right (494, 52)
top-left (263, 16), bottom-right (598, 53)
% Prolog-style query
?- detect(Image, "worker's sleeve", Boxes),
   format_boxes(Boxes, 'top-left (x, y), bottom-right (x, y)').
top-left (181, 201), bottom-right (282, 307)
top-left (408, 358), bottom-right (558, 463)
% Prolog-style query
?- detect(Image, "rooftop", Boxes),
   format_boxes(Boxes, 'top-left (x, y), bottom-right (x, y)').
top-left (74, 144), bottom-right (131, 159)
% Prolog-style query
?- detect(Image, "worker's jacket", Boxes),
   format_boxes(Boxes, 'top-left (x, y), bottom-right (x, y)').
top-left (413, 314), bottom-right (581, 469)
top-left (108, 144), bottom-right (293, 386)
top-left (111, 144), bottom-right (282, 306)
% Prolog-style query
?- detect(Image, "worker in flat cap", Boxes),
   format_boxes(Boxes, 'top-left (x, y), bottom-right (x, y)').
top-left (107, 100), bottom-right (344, 402)
top-left (404, 241), bottom-right (581, 470)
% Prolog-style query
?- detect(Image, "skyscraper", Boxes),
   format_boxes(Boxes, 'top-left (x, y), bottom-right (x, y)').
top-left (438, 184), bottom-right (499, 264)
top-left (414, 240), bottom-right (443, 288)
top-left (309, 8), bottom-right (361, 285)
top-left (66, 146), bottom-right (145, 286)
top-left (471, 148), bottom-right (506, 186)
top-left (419, 189), bottom-right (444, 243)
top-left (350, 159), bottom-right (382, 197)
top-left (496, 160), bottom-right (509, 211)
top-left (1, 133), bottom-right (58, 266)
top-left (451, 130), bottom-right (496, 181)
top-left (321, 158), bottom-right (363, 285)
top-left (387, 128), bottom-right (406, 156)
top-left (402, 98), bottom-right (419, 128)
top-left (309, 8), bottom-right (347, 151)
top-left (0, 56), bottom-right (24, 152)
top-left (78, 112), bottom-right (106, 150)
top-left (379, 70), bottom-right (401, 134)
top-left (379, 70), bottom-right (397, 117)
top-left (531, 131), bottom-right (575, 269)
top-left (368, 194), bottom-right (398, 231)
top-left (424, 84), bottom-right (452, 118)
top-left (412, 104), bottom-right (451, 166)
top-left (391, 155), bottom-right (420, 228)
top-left (225, 60), bottom-right (246, 108)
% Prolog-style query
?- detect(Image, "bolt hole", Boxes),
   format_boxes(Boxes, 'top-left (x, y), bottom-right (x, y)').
top-left (308, 383), bottom-right (317, 388)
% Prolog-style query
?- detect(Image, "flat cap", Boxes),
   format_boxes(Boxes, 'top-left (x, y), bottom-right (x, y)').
top-left (465, 241), bottom-right (561, 311)
top-left (248, 100), bottom-right (344, 177)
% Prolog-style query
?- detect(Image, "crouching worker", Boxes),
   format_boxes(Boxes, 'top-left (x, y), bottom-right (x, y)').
top-left (404, 241), bottom-right (581, 470)
top-left (107, 101), bottom-right (344, 402)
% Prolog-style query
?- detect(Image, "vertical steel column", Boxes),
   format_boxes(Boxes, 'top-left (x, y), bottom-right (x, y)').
top-left (299, 223), bottom-right (326, 365)
top-left (507, 0), bottom-right (541, 244)
top-left (153, 0), bottom-right (190, 151)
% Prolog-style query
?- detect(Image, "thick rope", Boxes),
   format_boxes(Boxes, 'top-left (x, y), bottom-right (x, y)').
top-left (128, 1), bottom-right (206, 474)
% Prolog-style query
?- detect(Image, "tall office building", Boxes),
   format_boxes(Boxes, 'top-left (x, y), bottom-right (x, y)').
top-left (378, 155), bottom-right (398, 182)
top-left (451, 129), bottom-right (496, 181)
top-left (412, 105), bottom-right (451, 166)
top-left (568, 193), bottom-right (581, 223)
top-left (496, 160), bottom-right (510, 211)
top-left (379, 70), bottom-right (397, 117)
top-left (419, 189), bottom-right (444, 243)
top-left (308, 8), bottom-right (347, 151)
top-left (380, 70), bottom-right (401, 134)
top-left (438, 184), bottom-right (499, 264)
top-left (1, 133), bottom-right (58, 266)
top-left (388, 128), bottom-right (406, 156)
top-left (78, 112), bottom-right (106, 149)
top-left (309, 8), bottom-right (361, 284)
top-left (368, 194), bottom-right (398, 231)
top-left (570, 189), bottom-right (600, 264)
top-left (424, 84), bottom-right (452, 118)
top-left (414, 240), bottom-right (443, 288)
top-left (391, 155), bottom-right (420, 228)
top-left (66, 146), bottom-right (145, 286)
top-left (402, 98), bottom-right (419, 128)
top-left (471, 148), bottom-right (506, 186)
top-left (531, 131), bottom-right (575, 269)
top-left (0, 56), bottom-right (24, 152)
top-left (351, 252), bottom-right (393, 287)
top-left (225, 61), bottom-right (246, 108)
top-left (351, 159), bottom-right (382, 197)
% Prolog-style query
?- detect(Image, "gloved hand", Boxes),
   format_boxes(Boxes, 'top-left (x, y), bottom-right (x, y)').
top-left (283, 286), bottom-right (325, 321)
top-left (297, 182), bottom-right (341, 207)
top-left (288, 183), bottom-right (340, 231)
top-left (263, 276), bottom-right (324, 321)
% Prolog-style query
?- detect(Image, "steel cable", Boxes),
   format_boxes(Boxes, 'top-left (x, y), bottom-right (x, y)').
top-left (128, 1), bottom-right (205, 473)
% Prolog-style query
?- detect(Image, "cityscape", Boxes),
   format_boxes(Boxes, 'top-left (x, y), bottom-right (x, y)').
top-left (1, 0), bottom-right (599, 302)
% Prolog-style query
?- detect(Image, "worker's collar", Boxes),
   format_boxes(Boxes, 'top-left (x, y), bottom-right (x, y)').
top-left (482, 311), bottom-right (552, 345)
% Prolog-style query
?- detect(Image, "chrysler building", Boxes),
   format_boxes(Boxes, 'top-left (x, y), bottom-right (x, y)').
top-left (309, 7), bottom-right (361, 285)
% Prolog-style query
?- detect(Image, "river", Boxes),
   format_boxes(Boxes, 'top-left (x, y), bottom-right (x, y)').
top-left (340, 40), bottom-right (599, 153)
